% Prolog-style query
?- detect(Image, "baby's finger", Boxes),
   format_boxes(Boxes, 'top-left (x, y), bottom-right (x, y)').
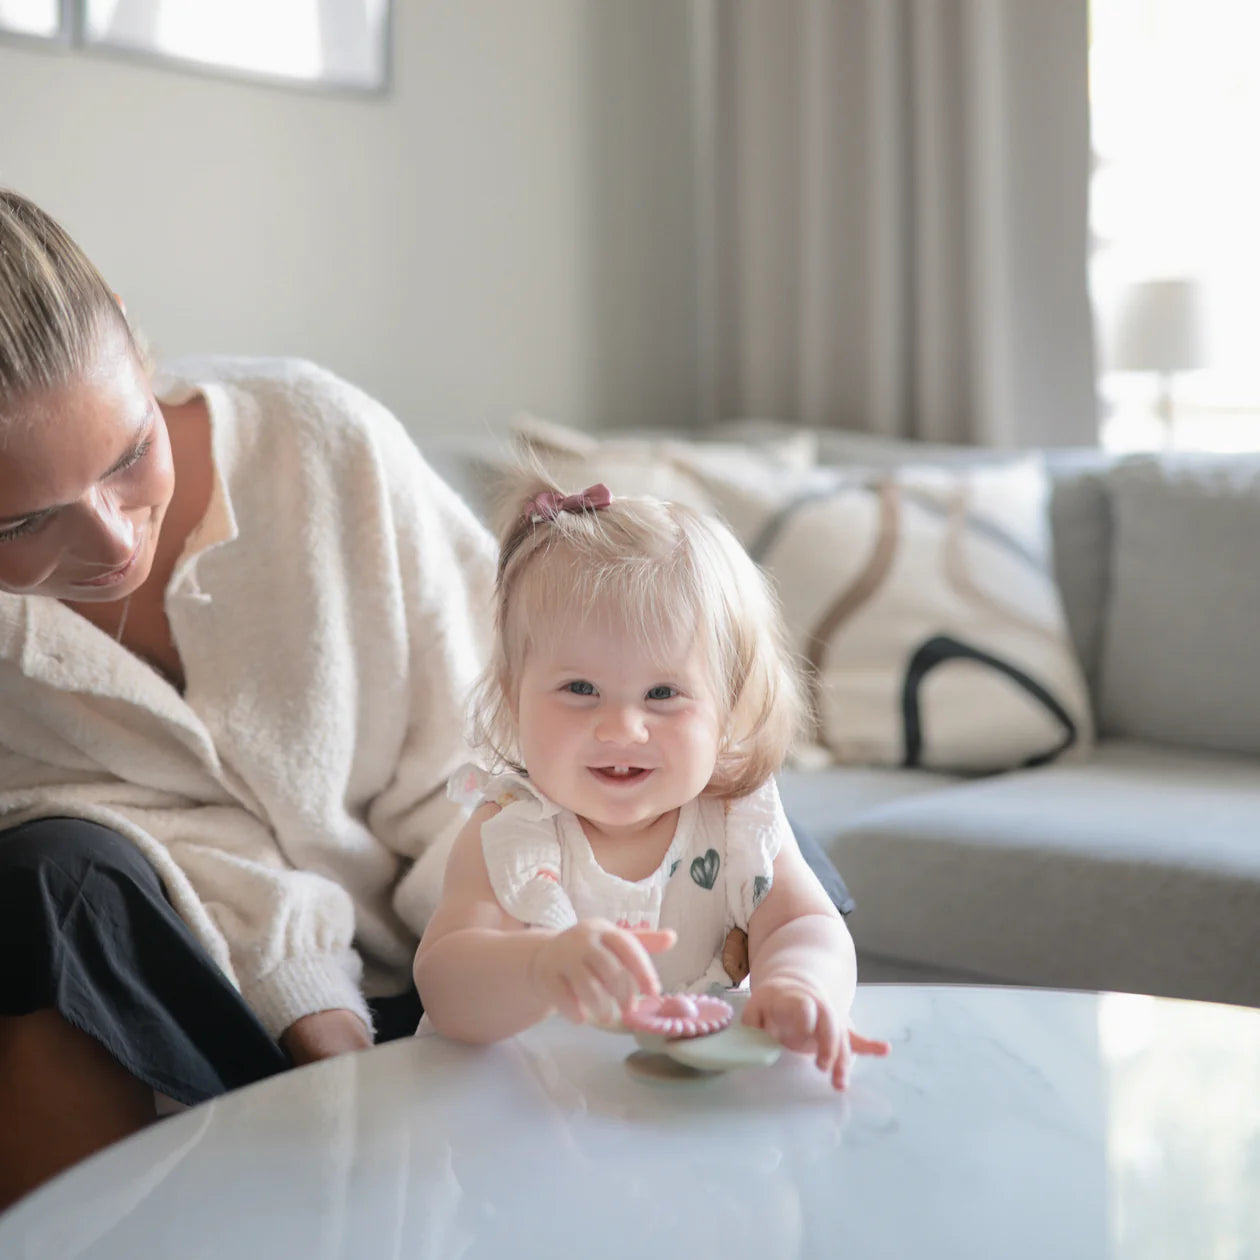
top-left (582, 941), bottom-right (642, 1011)
top-left (583, 979), bottom-right (624, 1027)
top-left (740, 995), bottom-right (768, 1030)
top-left (849, 1030), bottom-right (892, 1057)
top-left (812, 1003), bottom-right (841, 1076)
top-left (769, 992), bottom-right (818, 1052)
top-left (566, 966), bottom-right (618, 1025)
top-left (831, 1034), bottom-right (854, 1091)
top-left (628, 928), bottom-right (676, 955)
top-left (603, 931), bottom-right (668, 1000)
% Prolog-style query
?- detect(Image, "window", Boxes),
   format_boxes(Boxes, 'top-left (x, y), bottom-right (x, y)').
top-left (1, 1), bottom-right (391, 93)
top-left (1090, 0), bottom-right (1260, 452)
top-left (0, 0), bottom-right (64, 39)
top-left (83, 0), bottom-right (390, 92)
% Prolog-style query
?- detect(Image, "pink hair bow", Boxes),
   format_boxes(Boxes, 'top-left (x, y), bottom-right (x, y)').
top-left (524, 482), bottom-right (613, 523)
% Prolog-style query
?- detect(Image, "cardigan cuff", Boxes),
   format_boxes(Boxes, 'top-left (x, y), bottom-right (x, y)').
top-left (239, 950), bottom-right (374, 1042)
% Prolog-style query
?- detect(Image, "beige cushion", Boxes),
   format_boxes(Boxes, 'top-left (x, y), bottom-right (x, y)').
top-left (676, 452), bottom-right (1093, 772)
top-left (509, 413), bottom-right (817, 514)
top-left (510, 417), bottom-right (1091, 773)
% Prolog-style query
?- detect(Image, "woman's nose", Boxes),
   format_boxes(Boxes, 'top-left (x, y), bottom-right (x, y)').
top-left (595, 705), bottom-right (649, 744)
top-left (78, 489), bottom-right (137, 564)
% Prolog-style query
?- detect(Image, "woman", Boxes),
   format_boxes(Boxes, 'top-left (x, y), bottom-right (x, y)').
top-left (0, 188), bottom-right (497, 1209)
top-left (0, 188), bottom-right (856, 1211)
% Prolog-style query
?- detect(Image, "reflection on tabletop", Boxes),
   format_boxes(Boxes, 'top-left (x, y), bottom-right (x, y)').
top-left (1, 986), bottom-right (1257, 1260)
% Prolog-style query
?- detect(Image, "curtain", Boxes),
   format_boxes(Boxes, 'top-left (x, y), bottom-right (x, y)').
top-left (689, 0), bottom-right (1097, 448)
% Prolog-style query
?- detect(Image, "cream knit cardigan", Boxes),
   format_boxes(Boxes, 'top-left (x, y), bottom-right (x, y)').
top-left (0, 357), bottom-right (496, 1038)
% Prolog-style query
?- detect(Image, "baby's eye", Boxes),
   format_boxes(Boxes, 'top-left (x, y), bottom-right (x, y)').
top-left (565, 680), bottom-right (597, 696)
top-left (646, 685), bottom-right (678, 701)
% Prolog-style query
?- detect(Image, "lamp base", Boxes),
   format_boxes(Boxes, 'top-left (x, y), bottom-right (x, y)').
top-left (1154, 372), bottom-right (1177, 449)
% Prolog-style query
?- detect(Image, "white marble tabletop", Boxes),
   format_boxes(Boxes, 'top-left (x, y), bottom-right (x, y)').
top-left (1, 984), bottom-right (1257, 1260)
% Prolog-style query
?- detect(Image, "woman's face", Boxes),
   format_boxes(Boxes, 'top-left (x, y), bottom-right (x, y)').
top-left (0, 325), bottom-right (174, 602)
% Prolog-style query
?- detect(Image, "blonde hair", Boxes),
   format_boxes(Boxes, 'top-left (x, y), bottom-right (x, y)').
top-left (0, 189), bottom-right (145, 410)
top-left (472, 464), bottom-right (806, 799)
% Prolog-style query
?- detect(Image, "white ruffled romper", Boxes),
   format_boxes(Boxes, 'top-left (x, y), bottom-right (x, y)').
top-left (449, 765), bottom-right (790, 994)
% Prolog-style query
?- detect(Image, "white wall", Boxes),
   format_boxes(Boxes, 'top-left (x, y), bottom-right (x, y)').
top-left (0, 2), bottom-right (698, 444)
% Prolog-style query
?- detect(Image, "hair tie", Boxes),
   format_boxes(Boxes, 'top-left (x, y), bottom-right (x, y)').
top-left (523, 483), bottom-right (613, 524)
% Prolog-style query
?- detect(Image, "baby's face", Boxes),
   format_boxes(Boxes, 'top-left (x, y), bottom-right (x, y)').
top-left (514, 616), bottom-right (723, 842)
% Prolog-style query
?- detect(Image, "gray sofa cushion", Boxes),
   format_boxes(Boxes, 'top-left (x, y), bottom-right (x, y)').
top-left (1044, 453), bottom-right (1113, 702)
top-left (821, 738), bottom-right (1260, 1008)
top-left (1099, 455), bottom-right (1260, 755)
top-left (777, 763), bottom-right (959, 840)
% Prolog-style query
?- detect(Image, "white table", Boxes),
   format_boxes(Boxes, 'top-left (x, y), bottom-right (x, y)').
top-left (2, 984), bottom-right (1257, 1259)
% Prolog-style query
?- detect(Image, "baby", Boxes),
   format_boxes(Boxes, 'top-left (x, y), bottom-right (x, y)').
top-left (414, 474), bottom-right (887, 1087)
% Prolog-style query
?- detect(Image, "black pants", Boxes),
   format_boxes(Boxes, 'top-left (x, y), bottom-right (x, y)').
top-left (0, 814), bottom-right (850, 1105)
top-left (0, 818), bottom-right (297, 1105)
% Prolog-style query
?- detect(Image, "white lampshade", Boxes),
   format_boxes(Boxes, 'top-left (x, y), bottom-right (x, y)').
top-left (1106, 277), bottom-right (1210, 373)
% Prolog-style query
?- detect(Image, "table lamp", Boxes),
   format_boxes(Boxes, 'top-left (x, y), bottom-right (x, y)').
top-left (1106, 277), bottom-right (1210, 441)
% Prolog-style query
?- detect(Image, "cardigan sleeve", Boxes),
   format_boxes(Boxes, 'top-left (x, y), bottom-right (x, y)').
top-left (169, 375), bottom-right (495, 1026)
top-left (360, 407), bottom-right (498, 937)
top-left (0, 757), bottom-right (374, 1041)
top-left (159, 821), bottom-right (372, 1038)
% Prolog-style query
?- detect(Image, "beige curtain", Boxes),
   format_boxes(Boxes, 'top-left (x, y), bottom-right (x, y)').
top-left (690, 0), bottom-right (1097, 448)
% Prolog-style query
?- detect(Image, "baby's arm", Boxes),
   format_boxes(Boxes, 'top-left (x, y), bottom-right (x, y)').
top-left (743, 833), bottom-right (889, 1087)
top-left (414, 804), bottom-right (672, 1043)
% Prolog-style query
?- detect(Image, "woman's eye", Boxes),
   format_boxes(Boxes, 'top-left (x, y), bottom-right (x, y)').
top-left (646, 685), bottom-right (677, 701)
top-left (0, 514), bottom-right (48, 544)
top-left (565, 680), bottom-right (597, 696)
top-left (114, 437), bottom-right (153, 474)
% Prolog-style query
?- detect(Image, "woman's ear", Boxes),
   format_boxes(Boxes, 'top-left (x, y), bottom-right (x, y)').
top-left (113, 291), bottom-right (127, 317)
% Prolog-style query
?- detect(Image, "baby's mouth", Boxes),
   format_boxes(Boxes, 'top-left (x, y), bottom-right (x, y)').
top-left (590, 765), bottom-right (650, 783)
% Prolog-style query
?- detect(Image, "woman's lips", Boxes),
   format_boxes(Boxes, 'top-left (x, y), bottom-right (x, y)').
top-left (75, 545), bottom-right (141, 588)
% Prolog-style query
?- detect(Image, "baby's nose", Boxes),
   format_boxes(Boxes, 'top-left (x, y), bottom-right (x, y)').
top-left (595, 705), bottom-right (649, 743)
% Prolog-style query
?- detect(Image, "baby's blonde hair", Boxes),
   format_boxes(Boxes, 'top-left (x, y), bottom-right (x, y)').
top-left (471, 464), bottom-right (806, 799)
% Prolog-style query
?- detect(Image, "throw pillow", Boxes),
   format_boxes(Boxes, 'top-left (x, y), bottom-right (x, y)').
top-left (730, 423), bottom-right (1113, 705)
top-left (508, 414), bottom-right (817, 516)
top-left (674, 452), bottom-right (1094, 773)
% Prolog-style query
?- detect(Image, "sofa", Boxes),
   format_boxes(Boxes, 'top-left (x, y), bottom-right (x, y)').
top-left (428, 423), bottom-right (1260, 1011)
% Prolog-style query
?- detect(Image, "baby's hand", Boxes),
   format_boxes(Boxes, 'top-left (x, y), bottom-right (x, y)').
top-left (742, 977), bottom-right (891, 1089)
top-left (530, 919), bottom-right (675, 1026)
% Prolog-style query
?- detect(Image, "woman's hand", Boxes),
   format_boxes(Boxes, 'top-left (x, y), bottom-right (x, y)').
top-left (529, 920), bottom-right (675, 1026)
top-left (742, 977), bottom-right (890, 1090)
top-left (280, 1009), bottom-right (373, 1066)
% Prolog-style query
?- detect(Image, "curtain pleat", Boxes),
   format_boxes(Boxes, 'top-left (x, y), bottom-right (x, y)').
top-left (691, 0), bottom-right (1097, 448)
